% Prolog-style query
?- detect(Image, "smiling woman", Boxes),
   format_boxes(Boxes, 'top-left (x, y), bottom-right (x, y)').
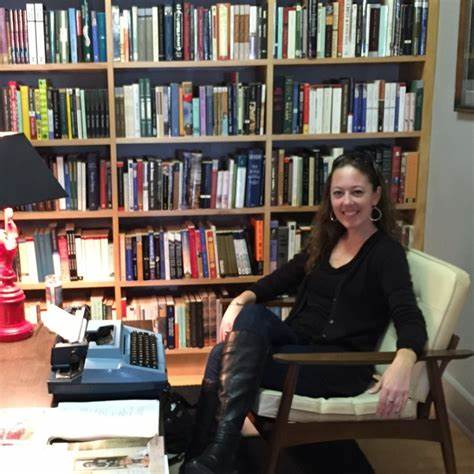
top-left (180, 152), bottom-right (427, 474)
top-left (305, 151), bottom-right (396, 273)
top-left (330, 165), bottom-right (381, 243)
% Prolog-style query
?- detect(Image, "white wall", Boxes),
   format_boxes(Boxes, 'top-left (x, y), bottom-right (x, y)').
top-left (425, 0), bottom-right (474, 437)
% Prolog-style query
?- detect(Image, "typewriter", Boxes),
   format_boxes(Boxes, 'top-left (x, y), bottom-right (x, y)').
top-left (47, 306), bottom-right (167, 401)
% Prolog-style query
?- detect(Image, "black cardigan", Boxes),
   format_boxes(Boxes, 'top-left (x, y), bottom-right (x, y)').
top-left (249, 231), bottom-right (428, 358)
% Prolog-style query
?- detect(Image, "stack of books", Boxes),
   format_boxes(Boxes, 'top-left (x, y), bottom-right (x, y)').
top-left (273, 77), bottom-right (424, 134)
top-left (0, 80), bottom-right (109, 139)
top-left (119, 219), bottom-right (264, 282)
top-left (115, 76), bottom-right (266, 137)
top-left (17, 224), bottom-right (113, 283)
top-left (112, 2), bottom-right (268, 62)
top-left (125, 288), bottom-right (231, 349)
top-left (16, 153), bottom-right (112, 212)
top-left (0, 1), bottom-right (106, 65)
top-left (271, 145), bottom-right (419, 206)
top-left (270, 221), bottom-right (312, 271)
top-left (117, 149), bottom-right (264, 211)
top-left (273, 0), bottom-right (429, 59)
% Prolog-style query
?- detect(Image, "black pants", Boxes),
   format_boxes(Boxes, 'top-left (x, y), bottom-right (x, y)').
top-left (204, 304), bottom-right (373, 398)
top-left (204, 304), bottom-right (375, 473)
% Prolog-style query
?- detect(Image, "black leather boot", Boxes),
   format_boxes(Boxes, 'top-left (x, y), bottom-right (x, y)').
top-left (183, 330), bottom-right (268, 474)
top-left (180, 378), bottom-right (219, 471)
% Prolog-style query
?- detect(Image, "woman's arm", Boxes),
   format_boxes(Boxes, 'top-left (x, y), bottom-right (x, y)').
top-left (247, 251), bottom-right (308, 303)
top-left (378, 242), bottom-right (427, 358)
top-left (373, 242), bottom-right (427, 417)
top-left (218, 251), bottom-right (308, 340)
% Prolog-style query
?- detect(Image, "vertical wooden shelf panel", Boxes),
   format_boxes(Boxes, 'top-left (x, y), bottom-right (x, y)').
top-left (413, 0), bottom-right (440, 250)
top-left (104, 0), bottom-right (123, 311)
top-left (263, 1), bottom-right (276, 276)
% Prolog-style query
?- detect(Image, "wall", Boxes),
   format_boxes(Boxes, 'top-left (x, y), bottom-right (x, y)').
top-left (425, 0), bottom-right (474, 438)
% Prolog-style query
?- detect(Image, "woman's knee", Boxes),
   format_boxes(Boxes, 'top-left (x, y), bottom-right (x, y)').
top-left (233, 304), bottom-right (268, 331)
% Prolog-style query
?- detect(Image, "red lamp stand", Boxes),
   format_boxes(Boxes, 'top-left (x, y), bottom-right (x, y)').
top-left (0, 222), bottom-right (33, 342)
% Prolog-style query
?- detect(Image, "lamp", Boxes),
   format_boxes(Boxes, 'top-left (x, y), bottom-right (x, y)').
top-left (0, 133), bottom-right (67, 342)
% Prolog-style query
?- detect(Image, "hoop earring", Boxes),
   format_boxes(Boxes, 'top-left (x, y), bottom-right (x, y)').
top-left (370, 206), bottom-right (382, 222)
top-left (330, 212), bottom-right (337, 222)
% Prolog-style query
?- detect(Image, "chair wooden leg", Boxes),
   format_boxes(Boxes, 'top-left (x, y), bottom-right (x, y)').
top-left (426, 361), bottom-right (457, 474)
top-left (263, 363), bottom-right (299, 474)
top-left (263, 440), bottom-right (281, 474)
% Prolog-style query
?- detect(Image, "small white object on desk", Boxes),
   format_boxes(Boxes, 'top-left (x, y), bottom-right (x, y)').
top-left (41, 304), bottom-right (88, 343)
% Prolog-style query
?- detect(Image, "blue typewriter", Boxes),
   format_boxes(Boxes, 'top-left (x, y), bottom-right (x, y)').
top-left (48, 306), bottom-right (167, 401)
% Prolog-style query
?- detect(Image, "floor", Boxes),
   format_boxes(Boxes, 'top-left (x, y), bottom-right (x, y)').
top-left (358, 421), bottom-right (474, 474)
top-left (170, 418), bottom-right (474, 474)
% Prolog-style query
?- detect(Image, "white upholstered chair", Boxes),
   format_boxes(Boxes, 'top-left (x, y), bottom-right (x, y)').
top-left (249, 249), bottom-right (473, 474)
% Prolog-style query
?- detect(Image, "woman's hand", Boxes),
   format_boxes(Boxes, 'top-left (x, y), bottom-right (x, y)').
top-left (369, 348), bottom-right (417, 418)
top-left (218, 290), bottom-right (256, 342)
top-left (219, 302), bottom-right (244, 342)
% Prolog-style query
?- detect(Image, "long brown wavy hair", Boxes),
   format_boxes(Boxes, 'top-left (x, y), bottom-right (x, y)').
top-left (304, 151), bottom-right (396, 273)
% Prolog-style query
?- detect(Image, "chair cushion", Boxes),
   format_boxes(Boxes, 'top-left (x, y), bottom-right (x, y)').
top-left (255, 388), bottom-right (418, 422)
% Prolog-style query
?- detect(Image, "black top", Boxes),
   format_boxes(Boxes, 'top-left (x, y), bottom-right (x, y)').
top-left (289, 255), bottom-right (354, 344)
top-left (249, 231), bottom-right (428, 358)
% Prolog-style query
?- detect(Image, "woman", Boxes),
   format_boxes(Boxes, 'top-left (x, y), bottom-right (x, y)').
top-left (182, 151), bottom-right (427, 474)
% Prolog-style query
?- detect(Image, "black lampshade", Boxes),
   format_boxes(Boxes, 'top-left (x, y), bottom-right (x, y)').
top-left (0, 133), bottom-right (67, 208)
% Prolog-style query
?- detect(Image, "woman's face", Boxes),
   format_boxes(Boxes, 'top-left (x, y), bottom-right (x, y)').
top-left (330, 165), bottom-right (381, 233)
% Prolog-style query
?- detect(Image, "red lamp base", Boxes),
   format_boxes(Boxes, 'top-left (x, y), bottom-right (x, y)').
top-left (0, 282), bottom-right (33, 342)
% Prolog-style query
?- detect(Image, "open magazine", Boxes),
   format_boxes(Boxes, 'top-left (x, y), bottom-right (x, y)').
top-left (0, 399), bottom-right (160, 446)
top-left (0, 436), bottom-right (167, 474)
top-left (0, 400), bottom-right (166, 473)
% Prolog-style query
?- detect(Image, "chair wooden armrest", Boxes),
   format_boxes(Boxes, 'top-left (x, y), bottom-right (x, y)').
top-left (272, 349), bottom-right (474, 365)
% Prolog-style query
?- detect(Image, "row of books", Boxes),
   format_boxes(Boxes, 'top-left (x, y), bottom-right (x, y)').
top-left (82, 290), bottom-right (116, 321)
top-left (0, 1), bottom-right (106, 65)
top-left (24, 293), bottom-right (116, 324)
top-left (111, 3), bottom-right (267, 62)
top-left (270, 220), bottom-right (312, 271)
top-left (117, 149), bottom-right (264, 211)
top-left (14, 143), bottom-right (417, 213)
top-left (16, 225), bottom-right (114, 283)
top-left (128, 290), bottom-right (299, 349)
top-left (16, 153), bottom-right (112, 212)
top-left (273, 0), bottom-right (428, 59)
top-left (270, 145), bottom-right (419, 206)
top-left (273, 77), bottom-right (424, 135)
top-left (115, 77), bottom-right (266, 138)
top-left (119, 219), bottom-right (264, 282)
top-left (125, 289), bottom-right (231, 349)
top-left (269, 219), bottom-right (416, 273)
top-left (0, 81), bottom-right (109, 139)
top-left (271, 146), bottom-right (342, 206)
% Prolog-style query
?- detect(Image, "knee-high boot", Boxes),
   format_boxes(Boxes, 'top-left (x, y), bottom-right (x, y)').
top-left (181, 378), bottom-right (219, 467)
top-left (183, 330), bottom-right (268, 474)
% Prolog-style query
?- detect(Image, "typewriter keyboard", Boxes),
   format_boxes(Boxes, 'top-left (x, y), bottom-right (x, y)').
top-left (129, 331), bottom-right (159, 369)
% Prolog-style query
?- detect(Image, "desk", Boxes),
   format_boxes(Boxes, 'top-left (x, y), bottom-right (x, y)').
top-left (0, 324), bottom-right (55, 408)
top-left (0, 323), bottom-right (168, 473)
top-left (0, 320), bottom-right (160, 408)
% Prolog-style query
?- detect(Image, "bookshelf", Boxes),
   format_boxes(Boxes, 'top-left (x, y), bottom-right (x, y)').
top-left (0, 0), bottom-right (440, 385)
